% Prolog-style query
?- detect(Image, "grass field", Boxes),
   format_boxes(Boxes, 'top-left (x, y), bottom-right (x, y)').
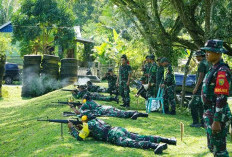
top-left (0, 84), bottom-right (231, 157)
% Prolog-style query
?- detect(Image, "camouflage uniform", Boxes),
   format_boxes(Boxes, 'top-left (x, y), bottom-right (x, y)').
top-left (162, 64), bottom-right (176, 113)
top-left (189, 58), bottom-right (209, 126)
top-left (147, 62), bottom-right (157, 98)
top-left (87, 84), bottom-right (102, 93)
top-left (141, 62), bottom-right (152, 84)
top-left (119, 64), bottom-right (132, 106)
top-left (202, 60), bottom-right (231, 157)
top-left (102, 74), bottom-right (118, 95)
top-left (70, 118), bottom-right (175, 151)
top-left (156, 65), bottom-right (164, 94)
top-left (79, 100), bottom-right (146, 119)
top-left (72, 90), bottom-right (116, 102)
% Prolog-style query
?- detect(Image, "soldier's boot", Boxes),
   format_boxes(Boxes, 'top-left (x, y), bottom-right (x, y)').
top-left (131, 112), bottom-right (149, 120)
top-left (160, 137), bottom-right (177, 145)
top-left (150, 143), bottom-right (167, 154)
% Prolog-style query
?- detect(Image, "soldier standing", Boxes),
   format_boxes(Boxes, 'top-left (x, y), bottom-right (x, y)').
top-left (156, 57), bottom-right (164, 94)
top-left (102, 68), bottom-right (118, 96)
top-left (160, 57), bottom-right (176, 115)
top-left (117, 54), bottom-right (132, 108)
top-left (147, 54), bottom-right (157, 98)
top-left (189, 50), bottom-right (209, 128)
top-left (140, 55), bottom-right (152, 84)
top-left (201, 39), bottom-right (231, 157)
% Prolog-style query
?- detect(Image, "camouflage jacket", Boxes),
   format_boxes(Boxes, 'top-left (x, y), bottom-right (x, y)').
top-left (119, 64), bottom-right (132, 82)
top-left (148, 62), bottom-right (157, 84)
top-left (202, 59), bottom-right (231, 122)
top-left (156, 66), bottom-right (164, 86)
top-left (195, 58), bottom-right (210, 94)
top-left (102, 74), bottom-right (117, 89)
top-left (163, 64), bottom-right (175, 86)
top-left (70, 118), bottom-right (111, 141)
top-left (143, 63), bottom-right (152, 76)
top-left (72, 89), bottom-right (88, 99)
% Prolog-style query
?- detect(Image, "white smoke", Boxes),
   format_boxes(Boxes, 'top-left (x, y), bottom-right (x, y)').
top-left (76, 77), bottom-right (90, 85)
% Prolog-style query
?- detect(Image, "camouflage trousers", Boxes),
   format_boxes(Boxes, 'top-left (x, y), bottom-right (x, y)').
top-left (188, 95), bottom-right (204, 124)
top-left (91, 93), bottom-right (114, 102)
top-left (119, 81), bottom-right (130, 105)
top-left (81, 106), bottom-right (136, 118)
top-left (203, 105), bottom-right (231, 157)
top-left (107, 127), bottom-right (162, 149)
top-left (106, 86), bottom-right (118, 96)
top-left (146, 85), bottom-right (156, 98)
top-left (163, 85), bottom-right (176, 112)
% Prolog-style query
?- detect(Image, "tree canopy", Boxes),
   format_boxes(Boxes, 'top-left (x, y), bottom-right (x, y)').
top-left (11, 0), bottom-right (76, 56)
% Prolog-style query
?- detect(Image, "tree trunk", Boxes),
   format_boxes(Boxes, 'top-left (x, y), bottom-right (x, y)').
top-left (0, 55), bottom-right (6, 97)
top-left (205, 0), bottom-right (212, 40)
top-left (181, 50), bottom-right (193, 107)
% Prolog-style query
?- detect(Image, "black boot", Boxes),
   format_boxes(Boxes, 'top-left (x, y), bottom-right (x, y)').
top-left (131, 112), bottom-right (149, 120)
top-left (114, 96), bottom-right (119, 104)
top-left (160, 137), bottom-right (177, 145)
top-left (150, 143), bottom-right (167, 154)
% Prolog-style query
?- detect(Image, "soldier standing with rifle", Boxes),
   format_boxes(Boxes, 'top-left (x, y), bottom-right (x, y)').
top-left (117, 54), bottom-right (132, 108)
top-left (201, 39), bottom-right (231, 157)
top-left (189, 50), bottom-right (209, 128)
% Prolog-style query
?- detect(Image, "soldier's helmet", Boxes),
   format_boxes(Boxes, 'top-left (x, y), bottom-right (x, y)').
top-left (194, 50), bottom-right (205, 57)
top-left (200, 39), bottom-right (227, 53)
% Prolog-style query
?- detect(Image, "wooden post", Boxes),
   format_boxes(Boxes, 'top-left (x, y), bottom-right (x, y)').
top-left (180, 122), bottom-right (184, 141)
top-left (230, 124), bottom-right (232, 142)
top-left (61, 123), bottom-right (64, 140)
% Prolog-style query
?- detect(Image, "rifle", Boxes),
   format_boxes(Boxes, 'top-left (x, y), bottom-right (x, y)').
top-left (51, 101), bottom-right (82, 107)
top-left (37, 118), bottom-right (82, 125)
top-left (61, 89), bottom-right (78, 92)
top-left (63, 112), bottom-right (77, 117)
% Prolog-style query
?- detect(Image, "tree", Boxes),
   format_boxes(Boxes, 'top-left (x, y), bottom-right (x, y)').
top-left (110, 0), bottom-right (232, 61)
top-left (11, 0), bottom-right (76, 56)
top-left (0, 34), bottom-right (12, 97)
top-left (0, 0), bottom-right (20, 25)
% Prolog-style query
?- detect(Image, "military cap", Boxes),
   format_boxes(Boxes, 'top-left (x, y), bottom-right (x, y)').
top-left (160, 57), bottom-right (169, 63)
top-left (145, 55), bottom-right (150, 59)
top-left (108, 68), bottom-right (113, 72)
top-left (149, 54), bottom-right (155, 60)
top-left (121, 54), bottom-right (127, 60)
top-left (194, 50), bottom-right (205, 57)
top-left (200, 39), bottom-right (227, 53)
top-left (156, 57), bottom-right (163, 61)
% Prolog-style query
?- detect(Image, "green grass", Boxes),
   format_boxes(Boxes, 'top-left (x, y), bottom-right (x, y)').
top-left (0, 84), bottom-right (231, 157)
